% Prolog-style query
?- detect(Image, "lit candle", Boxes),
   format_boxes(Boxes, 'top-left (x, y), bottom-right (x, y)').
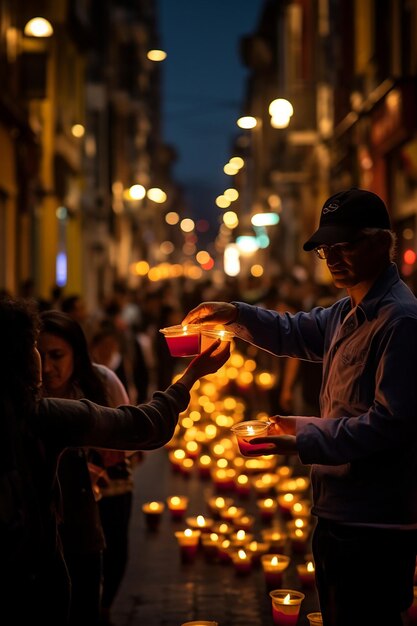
top-left (288, 527), bottom-right (310, 554)
top-left (261, 554), bottom-right (290, 589)
top-left (246, 540), bottom-right (269, 563)
top-left (277, 493), bottom-right (298, 517)
top-left (257, 497), bottom-right (278, 522)
top-left (220, 505), bottom-right (245, 523)
top-left (207, 496), bottom-right (234, 518)
top-left (306, 612), bottom-right (323, 626)
top-left (160, 324), bottom-right (201, 357)
top-left (200, 328), bottom-right (234, 351)
top-left (261, 528), bottom-right (287, 553)
top-left (201, 532), bottom-right (223, 562)
top-left (234, 514), bottom-right (255, 531)
top-left (253, 473), bottom-right (279, 494)
top-left (269, 590), bottom-right (305, 626)
top-left (174, 528), bottom-right (201, 563)
top-left (142, 501), bottom-right (165, 531)
top-left (235, 473), bottom-right (251, 497)
top-left (230, 528), bottom-right (253, 546)
top-left (231, 420), bottom-right (272, 457)
top-left (166, 495), bottom-right (189, 520)
top-left (296, 560), bottom-right (316, 588)
top-left (168, 448), bottom-right (186, 472)
top-left (231, 548), bottom-right (252, 575)
top-left (197, 454), bottom-right (213, 478)
top-left (217, 538), bottom-right (232, 563)
top-left (211, 468), bottom-right (237, 491)
top-left (185, 515), bottom-right (213, 533)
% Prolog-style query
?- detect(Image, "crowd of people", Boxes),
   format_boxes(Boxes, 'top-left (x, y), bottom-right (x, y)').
top-left (2, 187), bottom-right (416, 626)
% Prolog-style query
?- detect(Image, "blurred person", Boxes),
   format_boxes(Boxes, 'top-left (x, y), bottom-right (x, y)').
top-left (182, 188), bottom-right (417, 626)
top-left (0, 295), bottom-right (229, 626)
top-left (38, 311), bottom-right (132, 625)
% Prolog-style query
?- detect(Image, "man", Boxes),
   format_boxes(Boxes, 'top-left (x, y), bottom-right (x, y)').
top-left (182, 188), bottom-right (417, 626)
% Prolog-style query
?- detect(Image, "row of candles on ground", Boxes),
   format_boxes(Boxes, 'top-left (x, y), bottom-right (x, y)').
top-left (179, 605), bottom-right (323, 626)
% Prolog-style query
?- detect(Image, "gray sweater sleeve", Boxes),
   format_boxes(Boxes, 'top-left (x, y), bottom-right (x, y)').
top-left (37, 382), bottom-right (190, 451)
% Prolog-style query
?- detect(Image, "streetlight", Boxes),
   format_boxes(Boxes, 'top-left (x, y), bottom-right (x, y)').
top-left (268, 98), bottom-right (294, 128)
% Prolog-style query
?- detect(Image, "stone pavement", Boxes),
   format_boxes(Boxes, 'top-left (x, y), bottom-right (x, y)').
top-left (111, 447), bottom-right (320, 626)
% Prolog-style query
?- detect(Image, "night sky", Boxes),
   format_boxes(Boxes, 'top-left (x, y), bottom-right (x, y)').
top-left (159, 0), bottom-right (264, 228)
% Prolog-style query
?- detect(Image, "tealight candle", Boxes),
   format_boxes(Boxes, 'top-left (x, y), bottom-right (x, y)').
top-left (261, 553), bottom-right (291, 589)
top-left (261, 528), bottom-right (287, 553)
top-left (253, 473), bottom-right (279, 494)
top-left (234, 514), bottom-right (255, 531)
top-left (160, 324), bottom-right (201, 357)
top-left (269, 589), bottom-right (305, 626)
top-left (257, 497), bottom-right (278, 522)
top-left (230, 529), bottom-right (253, 546)
top-left (277, 493), bottom-right (298, 517)
top-left (220, 505), bottom-right (245, 523)
top-left (231, 420), bottom-right (272, 457)
top-left (306, 612), bottom-right (323, 626)
top-left (175, 528), bottom-right (201, 563)
top-left (211, 468), bottom-right (236, 491)
top-left (185, 515), bottom-right (213, 533)
top-left (211, 521), bottom-right (233, 537)
top-left (288, 527), bottom-right (310, 553)
top-left (166, 495), bottom-right (189, 520)
top-left (207, 496), bottom-right (234, 518)
top-left (142, 501), bottom-right (165, 530)
top-left (197, 454), bottom-right (213, 478)
top-left (296, 560), bottom-right (316, 588)
top-left (201, 532), bottom-right (222, 562)
top-left (231, 548), bottom-right (252, 575)
top-left (235, 473), bottom-right (251, 497)
top-left (246, 540), bottom-right (269, 563)
top-left (200, 328), bottom-right (234, 351)
top-left (217, 538), bottom-right (232, 563)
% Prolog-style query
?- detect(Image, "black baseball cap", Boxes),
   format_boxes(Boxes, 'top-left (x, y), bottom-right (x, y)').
top-left (303, 187), bottom-right (391, 251)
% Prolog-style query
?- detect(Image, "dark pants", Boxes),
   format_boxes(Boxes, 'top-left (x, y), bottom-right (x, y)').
top-left (99, 491), bottom-right (133, 609)
top-left (313, 518), bottom-right (417, 626)
top-left (65, 550), bottom-right (103, 625)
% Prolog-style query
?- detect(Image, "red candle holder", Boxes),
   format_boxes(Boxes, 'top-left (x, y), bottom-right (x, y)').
top-left (231, 420), bottom-right (272, 457)
top-left (166, 495), bottom-right (189, 520)
top-left (269, 589), bottom-right (305, 626)
top-left (261, 553), bottom-right (290, 590)
top-left (160, 324), bottom-right (201, 357)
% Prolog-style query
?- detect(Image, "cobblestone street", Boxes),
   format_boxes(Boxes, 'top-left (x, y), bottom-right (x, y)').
top-left (111, 448), bottom-right (320, 626)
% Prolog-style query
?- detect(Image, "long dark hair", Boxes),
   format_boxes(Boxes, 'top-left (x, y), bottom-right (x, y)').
top-left (39, 310), bottom-right (108, 405)
top-left (0, 297), bottom-right (41, 416)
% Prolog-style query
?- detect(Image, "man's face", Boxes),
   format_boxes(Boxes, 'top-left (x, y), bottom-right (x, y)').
top-left (321, 234), bottom-right (387, 289)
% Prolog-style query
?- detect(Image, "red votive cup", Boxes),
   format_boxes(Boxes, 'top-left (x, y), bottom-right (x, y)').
top-left (160, 324), bottom-right (201, 357)
top-left (231, 420), bottom-right (272, 457)
top-left (269, 589), bottom-right (305, 626)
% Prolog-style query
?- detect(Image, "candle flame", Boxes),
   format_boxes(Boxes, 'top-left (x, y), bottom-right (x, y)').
top-left (247, 425), bottom-right (255, 435)
top-left (236, 529), bottom-right (246, 540)
top-left (284, 593), bottom-right (291, 604)
top-left (149, 501), bottom-right (160, 511)
top-left (238, 549), bottom-right (247, 559)
top-left (307, 561), bottom-right (315, 572)
top-left (196, 515), bottom-right (206, 527)
top-left (184, 528), bottom-right (193, 537)
top-left (271, 556), bottom-right (279, 566)
top-left (170, 496), bottom-right (180, 505)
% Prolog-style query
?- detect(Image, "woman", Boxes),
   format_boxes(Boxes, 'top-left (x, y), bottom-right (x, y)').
top-left (0, 296), bottom-right (229, 626)
top-left (39, 310), bottom-right (132, 626)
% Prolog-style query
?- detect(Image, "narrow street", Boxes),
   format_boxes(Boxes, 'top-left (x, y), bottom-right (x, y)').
top-left (112, 447), bottom-right (320, 626)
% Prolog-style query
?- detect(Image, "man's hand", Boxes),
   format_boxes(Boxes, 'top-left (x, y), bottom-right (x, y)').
top-left (182, 301), bottom-right (238, 326)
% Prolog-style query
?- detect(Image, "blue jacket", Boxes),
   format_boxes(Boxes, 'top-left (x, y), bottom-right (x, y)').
top-left (231, 263), bottom-right (417, 526)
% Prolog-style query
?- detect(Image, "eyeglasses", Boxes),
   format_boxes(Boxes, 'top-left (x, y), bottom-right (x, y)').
top-left (313, 235), bottom-right (367, 260)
